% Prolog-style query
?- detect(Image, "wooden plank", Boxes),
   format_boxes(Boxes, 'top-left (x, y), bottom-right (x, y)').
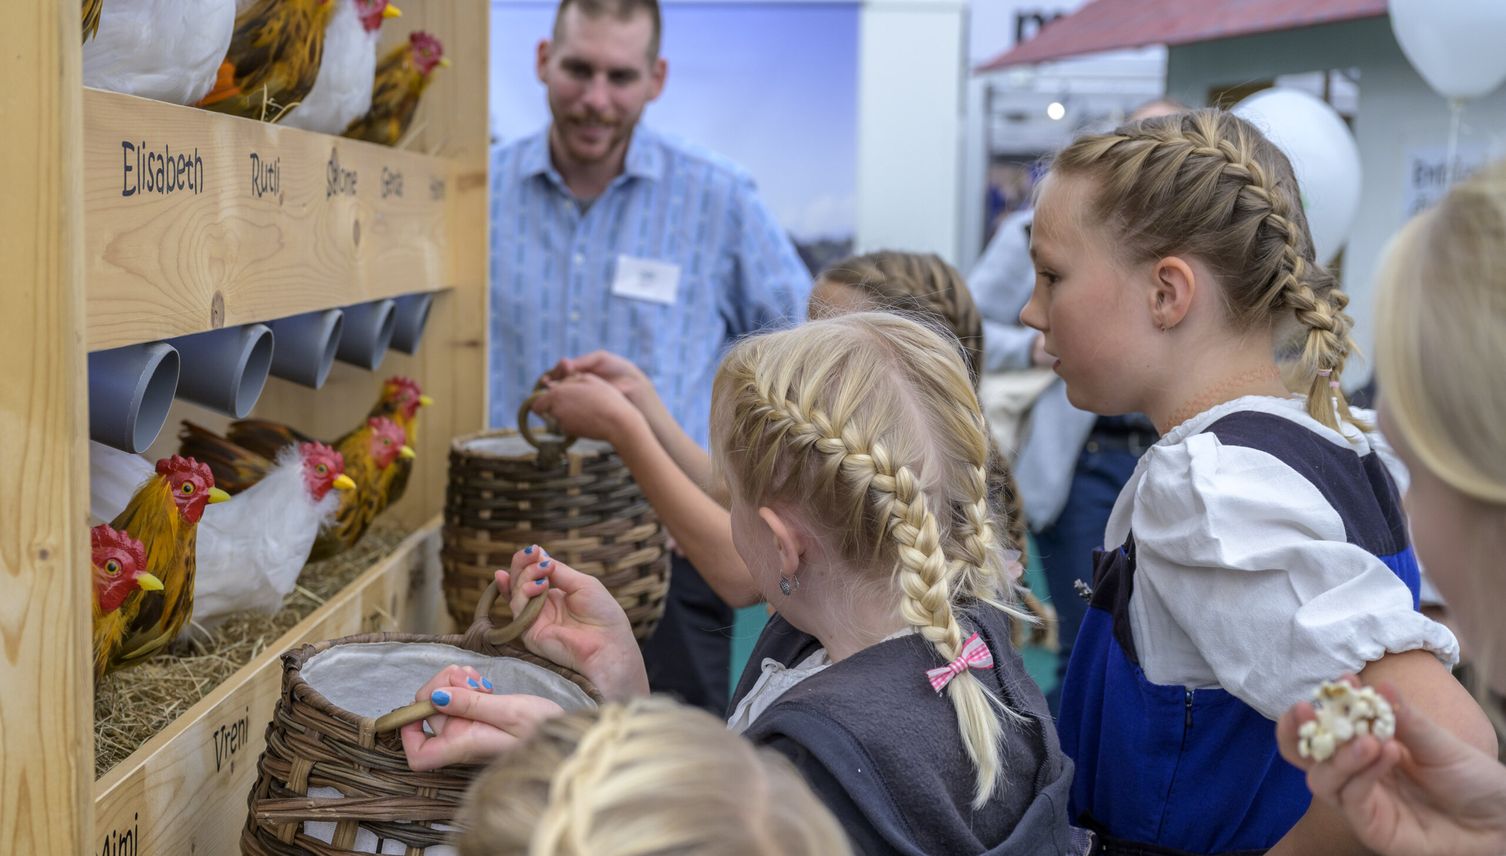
top-left (0, 3), bottom-right (91, 855)
top-left (83, 88), bottom-right (461, 351)
top-left (93, 519), bottom-right (444, 856)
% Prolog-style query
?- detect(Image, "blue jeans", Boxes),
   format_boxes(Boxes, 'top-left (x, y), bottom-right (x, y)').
top-left (1035, 443), bottom-right (1142, 714)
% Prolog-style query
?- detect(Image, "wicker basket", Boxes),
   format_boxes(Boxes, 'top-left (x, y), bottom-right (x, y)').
top-left (241, 584), bottom-right (602, 855)
top-left (441, 396), bottom-right (670, 640)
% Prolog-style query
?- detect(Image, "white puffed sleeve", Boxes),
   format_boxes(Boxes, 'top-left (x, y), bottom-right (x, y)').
top-left (1125, 432), bottom-right (1459, 720)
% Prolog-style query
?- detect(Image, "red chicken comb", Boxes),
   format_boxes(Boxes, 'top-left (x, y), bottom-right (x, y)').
top-left (156, 454), bottom-right (215, 486)
top-left (299, 441), bottom-right (346, 472)
top-left (383, 376), bottom-right (422, 398)
top-left (409, 31), bottom-right (446, 75)
top-left (91, 524), bottom-right (147, 571)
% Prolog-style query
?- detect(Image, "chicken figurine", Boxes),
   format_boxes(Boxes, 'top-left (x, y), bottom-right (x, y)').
top-left (223, 375), bottom-right (429, 507)
top-left (181, 435), bottom-right (360, 621)
top-left (342, 30), bottom-right (448, 146)
top-left (177, 416), bottom-right (413, 561)
top-left (308, 417), bottom-right (411, 560)
top-left (91, 524), bottom-right (162, 683)
top-left (82, 0), bottom-right (236, 105)
top-left (82, 0), bottom-right (102, 43)
top-left (197, 0), bottom-right (335, 122)
top-left (104, 456), bottom-right (228, 676)
top-left (282, 0), bottom-right (402, 134)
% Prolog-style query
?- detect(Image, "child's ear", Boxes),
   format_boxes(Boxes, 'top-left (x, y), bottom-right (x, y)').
top-left (757, 506), bottom-right (804, 577)
top-left (1150, 256), bottom-right (1197, 331)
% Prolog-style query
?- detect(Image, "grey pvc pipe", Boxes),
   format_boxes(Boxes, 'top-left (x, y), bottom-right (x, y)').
top-left (389, 292), bottom-right (435, 355)
top-left (335, 299), bottom-right (397, 370)
top-left (166, 324), bottom-right (274, 417)
top-left (268, 309), bottom-right (344, 389)
top-left (87, 342), bottom-right (181, 453)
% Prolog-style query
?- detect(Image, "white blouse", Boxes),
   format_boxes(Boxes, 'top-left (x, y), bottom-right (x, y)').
top-left (727, 627), bottom-right (917, 734)
top-left (1106, 395), bottom-right (1459, 720)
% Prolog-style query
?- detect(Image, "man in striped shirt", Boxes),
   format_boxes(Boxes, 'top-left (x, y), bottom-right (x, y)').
top-left (489, 0), bottom-right (810, 712)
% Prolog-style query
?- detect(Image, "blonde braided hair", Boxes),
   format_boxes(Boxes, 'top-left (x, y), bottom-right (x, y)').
top-left (458, 697), bottom-right (851, 856)
top-left (713, 312), bottom-right (1030, 806)
top-left (1053, 108), bottom-right (1363, 431)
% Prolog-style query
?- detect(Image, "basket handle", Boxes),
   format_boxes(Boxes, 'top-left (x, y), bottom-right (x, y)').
top-left (372, 580), bottom-right (549, 733)
top-left (518, 386), bottom-right (576, 469)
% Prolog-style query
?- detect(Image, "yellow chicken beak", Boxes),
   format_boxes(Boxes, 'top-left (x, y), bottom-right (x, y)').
top-left (399, 445), bottom-right (417, 460)
top-left (333, 474), bottom-right (357, 492)
top-left (136, 573), bottom-right (164, 592)
top-left (208, 487), bottom-right (232, 504)
top-left (383, 3), bottom-right (402, 18)
top-left (439, 57), bottom-right (453, 68)
top-left (419, 394), bottom-right (434, 407)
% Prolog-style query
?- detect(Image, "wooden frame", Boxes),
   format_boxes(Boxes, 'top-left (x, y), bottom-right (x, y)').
top-left (3, 4), bottom-right (490, 854)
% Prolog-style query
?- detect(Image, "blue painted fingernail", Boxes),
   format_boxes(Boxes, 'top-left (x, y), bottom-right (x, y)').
top-left (534, 578), bottom-right (546, 586)
top-left (524, 546), bottom-right (534, 554)
top-left (540, 560), bottom-right (551, 569)
top-left (482, 678), bottom-right (493, 690)
top-left (467, 678), bottom-right (479, 688)
top-left (432, 690), bottom-right (451, 706)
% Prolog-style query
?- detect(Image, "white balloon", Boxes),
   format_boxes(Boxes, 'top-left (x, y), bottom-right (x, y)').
top-left (1390, 0), bottom-right (1506, 100)
top-left (1234, 89), bottom-right (1363, 264)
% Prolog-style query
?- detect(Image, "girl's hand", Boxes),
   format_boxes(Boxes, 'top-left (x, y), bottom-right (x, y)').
top-left (532, 373), bottom-right (646, 446)
top-left (546, 351), bottom-right (658, 409)
top-left (499, 547), bottom-right (648, 701)
top-left (1277, 681), bottom-right (1506, 856)
top-left (400, 664), bottom-right (564, 771)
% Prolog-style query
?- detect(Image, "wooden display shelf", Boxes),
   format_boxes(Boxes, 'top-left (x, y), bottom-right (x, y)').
top-left (93, 518), bottom-right (447, 856)
top-left (6, 5), bottom-right (488, 853)
top-left (83, 87), bottom-right (466, 352)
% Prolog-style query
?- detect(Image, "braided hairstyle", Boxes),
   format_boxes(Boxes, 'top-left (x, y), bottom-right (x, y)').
top-left (813, 250), bottom-right (1029, 565)
top-left (458, 697), bottom-right (851, 856)
top-left (713, 312), bottom-right (1030, 807)
top-left (1053, 109), bottom-right (1363, 431)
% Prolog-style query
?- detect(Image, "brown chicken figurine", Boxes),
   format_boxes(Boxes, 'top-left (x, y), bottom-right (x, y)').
top-left (102, 456), bottom-right (228, 676)
top-left (81, 0), bottom-right (102, 42)
top-left (91, 525), bottom-right (162, 683)
top-left (307, 417), bottom-right (412, 560)
top-left (342, 30), bottom-right (448, 145)
top-left (197, 0), bottom-right (335, 122)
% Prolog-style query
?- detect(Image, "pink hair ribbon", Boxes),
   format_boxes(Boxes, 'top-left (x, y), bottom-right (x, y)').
top-left (926, 632), bottom-right (994, 693)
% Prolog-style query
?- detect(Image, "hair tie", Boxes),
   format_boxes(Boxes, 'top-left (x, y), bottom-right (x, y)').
top-left (1003, 548), bottom-right (1024, 583)
top-left (1317, 369), bottom-right (1333, 377)
top-left (925, 632), bottom-right (993, 693)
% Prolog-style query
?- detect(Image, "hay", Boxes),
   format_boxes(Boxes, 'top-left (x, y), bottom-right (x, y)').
top-left (94, 525), bottom-right (411, 779)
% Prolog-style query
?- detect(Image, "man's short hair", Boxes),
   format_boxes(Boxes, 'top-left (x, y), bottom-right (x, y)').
top-left (553, 0), bottom-right (663, 61)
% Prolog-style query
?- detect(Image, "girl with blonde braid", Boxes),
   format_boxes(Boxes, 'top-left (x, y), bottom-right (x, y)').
top-left (457, 697), bottom-right (852, 856)
top-left (1025, 107), bottom-right (1495, 854)
top-left (407, 313), bottom-right (1081, 854)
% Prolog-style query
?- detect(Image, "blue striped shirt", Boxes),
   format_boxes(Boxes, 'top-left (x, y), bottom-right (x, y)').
top-left (488, 126), bottom-right (811, 445)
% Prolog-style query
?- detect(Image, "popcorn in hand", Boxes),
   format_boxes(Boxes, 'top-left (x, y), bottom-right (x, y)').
top-left (1297, 680), bottom-right (1396, 763)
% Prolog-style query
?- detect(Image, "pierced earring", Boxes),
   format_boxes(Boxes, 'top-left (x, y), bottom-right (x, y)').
top-left (778, 574), bottom-right (800, 596)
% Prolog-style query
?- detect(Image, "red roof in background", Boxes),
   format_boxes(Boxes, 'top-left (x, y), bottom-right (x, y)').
top-left (976, 0), bottom-right (1387, 72)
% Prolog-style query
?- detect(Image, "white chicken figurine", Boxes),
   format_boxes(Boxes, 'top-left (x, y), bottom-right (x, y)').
top-left (82, 0), bottom-right (237, 106)
top-left (281, 0), bottom-right (402, 134)
top-left (90, 438), bottom-right (354, 627)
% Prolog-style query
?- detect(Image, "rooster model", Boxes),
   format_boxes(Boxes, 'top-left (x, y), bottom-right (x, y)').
top-left (342, 30), bottom-right (447, 146)
top-left (197, 0), bottom-right (335, 122)
top-left (282, 0), bottom-right (402, 134)
top-left (82, 0), bottom-right (236, 105)
top-left (91, 525), bottom-right (162, 683)
top-left (102, 456), bottom-right (228, 676)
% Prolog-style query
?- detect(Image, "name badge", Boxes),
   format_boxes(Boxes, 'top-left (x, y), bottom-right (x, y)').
top-left (611, 255), bottom-right (681, 305)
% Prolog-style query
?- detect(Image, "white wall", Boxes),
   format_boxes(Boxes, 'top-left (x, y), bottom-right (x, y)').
top-left (854, 0), bottom-right (967, 259)
top-left (1168, 16), bottom-right (1506, 384)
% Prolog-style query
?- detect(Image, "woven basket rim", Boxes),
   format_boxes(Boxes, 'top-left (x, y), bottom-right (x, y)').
top-left (448, 426), bottom-right (616, 462)
top-left (281, 631), bottom-right (606, 733)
